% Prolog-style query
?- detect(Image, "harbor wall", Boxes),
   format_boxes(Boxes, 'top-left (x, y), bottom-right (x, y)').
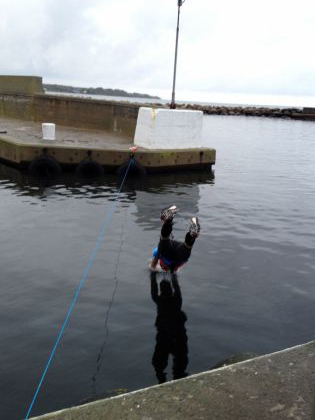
top-left (0, 76), bottom-right (139, 136)
top-left (2, 91), bottom-right (310, 137)
top-left (0, 92), bottom-right (139, 137)
top-left (0, 75), bottom-right (313, 136)
top-left (0, 75), bottom-right (44, 95)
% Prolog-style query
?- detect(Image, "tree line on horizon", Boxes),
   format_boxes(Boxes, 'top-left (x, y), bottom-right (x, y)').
top-left (43, 84), bottom-right (160, 99)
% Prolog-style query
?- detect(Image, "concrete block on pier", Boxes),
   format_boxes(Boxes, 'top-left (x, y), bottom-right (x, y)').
top-left (134, 107), bottom-right (203, 149)
top-left (0, 75), bottom-right (44, 95)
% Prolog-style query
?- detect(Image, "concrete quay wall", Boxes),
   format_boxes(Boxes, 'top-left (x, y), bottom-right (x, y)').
top-left (0, 91), bottom-right (312, 146)
top-left (0, 75), bottom-right (138, 136)
top-left (0, 75), bottom-right (44, 95)
top-left (1, 74), bottom-right (313, 129)
top-left (0, 92), bottom-right (139, 137)
top-left (31, 340), bottom-right (315, 420)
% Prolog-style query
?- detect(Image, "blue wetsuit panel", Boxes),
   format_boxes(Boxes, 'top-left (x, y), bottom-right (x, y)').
top-left (153, 246), bottom-right (159, 259)
top-left (152, 246), bottom-right (182, 268)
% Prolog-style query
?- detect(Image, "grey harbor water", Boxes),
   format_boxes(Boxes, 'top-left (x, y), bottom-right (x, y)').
top-left (1, 113), bottom-right (315, 419)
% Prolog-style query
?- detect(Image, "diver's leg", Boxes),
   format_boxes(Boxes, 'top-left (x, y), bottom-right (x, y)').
top-left (150, 220), bottom-right (174, 270)
top-left (158, 205), bottom-right (179, 258)
top-left (173, 217), bottom-right (201, 264)
top-left (184, 217), bottom-right (200, 249)
top-left (158, 220), bottom-right (174, 259)
top-left (150, 206), bottom-right (179, 270)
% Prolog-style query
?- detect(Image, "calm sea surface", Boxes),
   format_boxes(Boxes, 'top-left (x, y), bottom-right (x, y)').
top-left (1, 115), bottom-right (315, 419)
top-left (46, 90), bottom-right (313, 108)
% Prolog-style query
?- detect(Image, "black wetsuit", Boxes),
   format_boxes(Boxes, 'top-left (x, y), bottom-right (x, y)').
top-left (155, 220), bottom-right (196, 272)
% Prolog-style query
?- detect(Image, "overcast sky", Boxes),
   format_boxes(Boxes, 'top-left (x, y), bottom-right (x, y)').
top-left (1, 0), bottom-right (315, 103)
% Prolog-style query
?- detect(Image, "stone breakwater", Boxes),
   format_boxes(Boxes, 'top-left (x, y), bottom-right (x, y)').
top-left (174, 104), bottom-right (304, 119)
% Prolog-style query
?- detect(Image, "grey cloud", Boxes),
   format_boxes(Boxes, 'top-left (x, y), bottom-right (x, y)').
top-left (1, 0), bottom-right (315, 100)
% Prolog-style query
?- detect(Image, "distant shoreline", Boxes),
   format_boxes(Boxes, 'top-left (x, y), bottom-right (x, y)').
top-left (44, 90), bottom-right (314, 120)
top-left (43, 83), bottom-right (160, 100)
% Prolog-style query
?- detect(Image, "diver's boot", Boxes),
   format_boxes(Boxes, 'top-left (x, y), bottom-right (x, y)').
top-left (189, 217), bottom-right (200, 237)
top-left (160, 205), bottom-right (179, 222)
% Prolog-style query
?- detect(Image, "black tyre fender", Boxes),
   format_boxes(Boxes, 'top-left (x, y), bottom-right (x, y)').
top-left (28, 155), bottom-right (62, 177)
top-left (116, 159), bottom-right (146, 177)
top-left (75, 159), bottom-right (104, 177)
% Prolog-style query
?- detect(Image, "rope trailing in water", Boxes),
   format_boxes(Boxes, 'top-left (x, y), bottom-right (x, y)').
top-left (91, 206), bottom-right (127, 396)
top-left (24, 159), bottom-right (133, 420)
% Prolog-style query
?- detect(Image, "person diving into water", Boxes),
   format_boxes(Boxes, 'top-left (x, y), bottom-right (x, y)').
top-left (150, 205), bottom-right (200, 273)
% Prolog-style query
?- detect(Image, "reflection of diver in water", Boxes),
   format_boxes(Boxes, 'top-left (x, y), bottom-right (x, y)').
top-left (151, 271), bottom-right (189, 383)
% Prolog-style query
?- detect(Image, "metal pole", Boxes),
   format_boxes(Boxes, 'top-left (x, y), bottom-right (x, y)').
top-left (170, 0), bottom-right (182, 109)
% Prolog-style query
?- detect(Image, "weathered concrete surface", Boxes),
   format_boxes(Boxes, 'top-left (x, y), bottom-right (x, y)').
top-left (0, 116), bottom-right (132, 148)
top-left (0, 75), bottom-right (44, 95)
top-left (0, 91), bottom-right (139, 135)
top-left (31, 341), bottom-right (315, 420)
top-left (0, 117), bottom-right (215, 171)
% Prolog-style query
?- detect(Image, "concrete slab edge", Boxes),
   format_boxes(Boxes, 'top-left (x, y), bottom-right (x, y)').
top-left (30, 340), bottom-right (315, 419)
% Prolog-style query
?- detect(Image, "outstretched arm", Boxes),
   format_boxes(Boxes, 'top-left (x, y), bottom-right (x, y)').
top-left (150, 257), bottom-right (159, 270)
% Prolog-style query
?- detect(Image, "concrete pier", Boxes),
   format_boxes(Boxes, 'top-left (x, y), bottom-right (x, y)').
top-left (31, 340), bottom-right (315, 420)
top-left (0, 117), bottom-right (215, 173)
top-left (0, 78), bottom-right (216, 174)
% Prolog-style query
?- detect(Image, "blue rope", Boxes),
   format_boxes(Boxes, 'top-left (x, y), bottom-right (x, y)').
top-left (24, 160), bottom-right (133, 419)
